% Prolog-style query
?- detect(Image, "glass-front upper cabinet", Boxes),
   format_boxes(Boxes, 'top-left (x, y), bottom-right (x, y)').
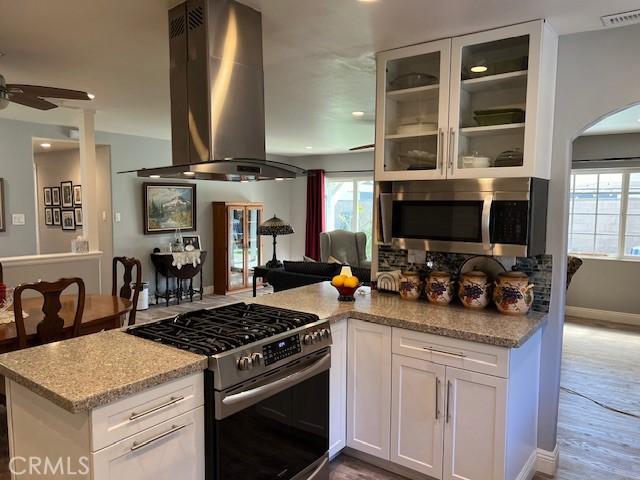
top-left (448, 21), bottom-right (552, 179)
top-left (375, 39), bottom-right (451, 181)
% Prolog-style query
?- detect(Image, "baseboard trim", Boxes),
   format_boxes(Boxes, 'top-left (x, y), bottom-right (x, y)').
top-left (517, 450), bottom-right (538, 480)
top-left (566, 305), bottom-right (640, 326)
top-left (536, 444), bottom-right (559, 476)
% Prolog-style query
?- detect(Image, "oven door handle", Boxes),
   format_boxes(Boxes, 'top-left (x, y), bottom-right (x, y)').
top-left (481, 196), bottom-right (493, 252)
top-left (222, 353), bottom-right (331, 408)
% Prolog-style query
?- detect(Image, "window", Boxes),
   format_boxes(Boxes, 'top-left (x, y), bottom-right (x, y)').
top-left (568, 170), bottom-right (640, 258)
top-left (324, 176), bottom-right (374, 259)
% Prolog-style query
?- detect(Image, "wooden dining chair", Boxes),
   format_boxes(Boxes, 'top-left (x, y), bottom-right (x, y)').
top-left (13, 278), bottom-right (85, 349)
top-left (112, 256), bottom-right (142, 326)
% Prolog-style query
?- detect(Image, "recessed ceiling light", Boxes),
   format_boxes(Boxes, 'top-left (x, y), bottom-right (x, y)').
top-left (87, 93), bottom-right (95, 100)
top-left (470, 65), bottom-right (488, 73)
top-left (149, 175), bottom-right (161, 179)
top-left (40, 143), bottom-right (52, 148)
top-left (240, 180), bottom-right (249, 183)
top-left (275, 177), bottom-right (284, 181)
top-left (183, 171), bottom-right (196, 176)
top-left (352, 111), bottom-right (365, 117)
top-left (305, 146), bottom-right (313, 150)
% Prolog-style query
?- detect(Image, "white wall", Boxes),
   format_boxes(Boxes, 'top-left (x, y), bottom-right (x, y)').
top-left (289, 151), bottom-right (373, 259)
top-left (542, 23), bottom-right (640, 453)
top-left (573, 132), bottom-right (640, 162)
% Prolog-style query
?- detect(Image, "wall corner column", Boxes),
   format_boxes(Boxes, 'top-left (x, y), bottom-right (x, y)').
top-left (79, 109), bottom-right (99, 251)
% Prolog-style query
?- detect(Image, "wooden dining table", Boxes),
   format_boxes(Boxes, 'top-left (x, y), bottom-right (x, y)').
top-left (0, 294), bottom-right (132, 353)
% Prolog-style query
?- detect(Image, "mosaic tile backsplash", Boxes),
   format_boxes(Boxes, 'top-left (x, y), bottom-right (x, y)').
top-left (377, 245), bottom-right (552, 313)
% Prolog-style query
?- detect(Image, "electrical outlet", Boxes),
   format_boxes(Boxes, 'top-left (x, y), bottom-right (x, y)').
top-left (115, 212), bottom-right (121, 223)
top-left (12, 214), bottom-right (25, 226)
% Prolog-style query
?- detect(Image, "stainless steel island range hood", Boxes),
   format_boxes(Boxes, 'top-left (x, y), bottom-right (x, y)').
top-left (134, 0), bottom-right (305, 181)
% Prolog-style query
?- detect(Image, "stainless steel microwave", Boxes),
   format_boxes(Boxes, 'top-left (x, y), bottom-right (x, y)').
top-left (379, 178), bottom-right (548, 257)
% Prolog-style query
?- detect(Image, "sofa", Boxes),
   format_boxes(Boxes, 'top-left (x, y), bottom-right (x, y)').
top-left (266, 260), bottom-right (371, 293)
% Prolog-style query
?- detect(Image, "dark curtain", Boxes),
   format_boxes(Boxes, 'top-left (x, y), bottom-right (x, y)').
top-left (305, 169), bottom-right (325, 260)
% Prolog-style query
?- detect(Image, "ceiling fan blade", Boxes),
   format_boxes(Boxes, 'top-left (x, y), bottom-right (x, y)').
top-left (6, 84), bottom-right (91, 100)
top-left (349, 144), bottom-right (375, 151)
top-left (8, 93), bottom-right (58, 110)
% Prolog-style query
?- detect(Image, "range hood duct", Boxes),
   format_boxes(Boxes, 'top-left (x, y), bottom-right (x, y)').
top-left (133, 0), bottom-right (305, 181)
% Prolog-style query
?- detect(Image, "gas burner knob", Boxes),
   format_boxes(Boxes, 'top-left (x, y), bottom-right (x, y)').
top-left (311, 331), bottom-right (321, 343)
top-left (237, 356), bottom-right (253, 371)
top-left (320, 328), bottom-right (331, 340)
top-left (303, 334), bottom-right (314, 345)
top-left (251, 352), bottom-right (263, 366)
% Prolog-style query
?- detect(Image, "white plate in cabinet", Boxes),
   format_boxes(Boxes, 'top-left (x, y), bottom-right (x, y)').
top-left (443, 367), bottom-right (507, 480)
top-left (391, 328), bottom-right (509, 378)
top-left (346, 319), bottom-right (392, 460)
top-left (391, 354), bottom-right (445, 477)
top-left (329, 318), bottom-right (348, 458)
top-left (91, 373), bottom-right (204, 451)
top-left (92, 407), bottom-right (205, 480)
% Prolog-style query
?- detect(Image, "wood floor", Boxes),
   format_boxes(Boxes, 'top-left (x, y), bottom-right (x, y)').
top-left (330, 317), bottom-right (640, 480)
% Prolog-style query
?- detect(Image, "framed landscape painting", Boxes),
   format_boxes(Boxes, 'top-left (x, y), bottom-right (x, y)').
top-left (143, 183), bottom-right (196, 235)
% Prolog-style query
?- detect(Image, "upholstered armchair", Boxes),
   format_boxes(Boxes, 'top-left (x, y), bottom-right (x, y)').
top-left (319, 230), bottom-right (371, 269)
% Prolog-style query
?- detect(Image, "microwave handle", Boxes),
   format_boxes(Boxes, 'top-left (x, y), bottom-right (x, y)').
top-left (482, 196), bottom-right (493, 252)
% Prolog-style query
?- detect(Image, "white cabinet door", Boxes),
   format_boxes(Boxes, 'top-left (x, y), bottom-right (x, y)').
top-left (347, 319), bottom-right (392, 460)
top-left (375, 39), bottom-right (452, 181)
top-left (391, 354), bottom-right (445, 478)
top-left (443, 367), bottom-right (507, 480)
top-left (92, 407), bottom-right (204, 480)
top-left (329, 318), bottom-right (348, 458)
top-left (448, 21), bottom-right (543, 180)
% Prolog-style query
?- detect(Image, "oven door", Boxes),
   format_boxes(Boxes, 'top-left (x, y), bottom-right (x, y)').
top-left (210, 349), bottom-right (330, 480)
top-left (389, 192), bottom-right (494, 254)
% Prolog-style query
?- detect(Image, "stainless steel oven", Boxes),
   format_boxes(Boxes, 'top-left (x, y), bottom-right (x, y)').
top-left (206, 348), bottom-right (330, 480)
top-left (380, 178), bottom-right (548, 256)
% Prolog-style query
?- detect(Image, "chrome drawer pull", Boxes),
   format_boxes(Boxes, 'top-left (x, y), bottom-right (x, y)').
top-left (422, 347), bottom-right (465, 359)
top-left (130, 424), bottom-right (186, 452)
top-left (129, 395), bottom-right (184, 421)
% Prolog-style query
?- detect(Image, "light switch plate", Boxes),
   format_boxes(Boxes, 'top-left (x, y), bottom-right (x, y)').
top-left (12, 214), bottom-right (25, 226)
top-left (115, 212), bottom-right (121, 223)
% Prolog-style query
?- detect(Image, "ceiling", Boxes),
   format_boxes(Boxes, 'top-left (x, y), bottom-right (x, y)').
top-left (1, 0), bottom-right (639, 156)
top-left (32, 139), bottom-right (79, 154)
top-left (583, 103), bottom-right (640, 136)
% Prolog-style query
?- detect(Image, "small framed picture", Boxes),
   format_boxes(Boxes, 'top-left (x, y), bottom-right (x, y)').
top-left (182, 234), bottom-right (201, 250)
top-left (44, 208), bottom-right (53, 226)
top-left (53, 208), bottom-right (61, 226)
top-left (61, 210), bottom-right (75, 230)
top-left (61, 181), bottom-right (73, 208)
top-left (52, 187), bottom-right (61, 206)
top-left (74, 207), bottom-right (83, 226)
top-left (73, 185), bottom-right (82, 205)
top-left (44, 187), bottom-right (52, 206)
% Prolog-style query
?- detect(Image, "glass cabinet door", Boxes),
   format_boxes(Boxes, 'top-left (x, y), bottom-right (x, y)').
top-left (375, 39), bottom-right (451, 181)
top-left (449, 23), bottom-right (539, 178)
top-left (246, 207), bottom-right (262, 273)
top-left (228, 207), bottom-right (245, 290)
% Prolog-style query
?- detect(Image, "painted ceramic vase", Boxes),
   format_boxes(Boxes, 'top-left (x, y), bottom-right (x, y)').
top-left (426, 271), bottom-right (454, 306)
top-left (399, 271), bottom-right (422, 301)
top-left (493, 271), bottom-right (535, 316)
top-left (458, 271), bottom-right (491, 309)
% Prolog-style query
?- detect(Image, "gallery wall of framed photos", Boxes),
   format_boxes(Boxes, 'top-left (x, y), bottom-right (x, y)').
top-left (43, 181), bottom-right (82, 230)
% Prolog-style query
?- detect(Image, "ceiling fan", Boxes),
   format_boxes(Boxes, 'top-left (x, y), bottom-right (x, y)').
top-left (0, 74), bottom-right (93, 111)
top-left (349, 143), bottom-right (374, 151)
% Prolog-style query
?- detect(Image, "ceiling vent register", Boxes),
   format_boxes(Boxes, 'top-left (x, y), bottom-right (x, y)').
top-left (601, 9), bottom-right (640, 28)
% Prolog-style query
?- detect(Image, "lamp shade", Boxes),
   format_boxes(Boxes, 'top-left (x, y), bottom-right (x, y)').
top-left (258, 215), bottom-right (294, 236)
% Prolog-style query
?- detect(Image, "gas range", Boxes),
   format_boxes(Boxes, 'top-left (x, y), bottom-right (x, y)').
top-left (127, 302), bottom-right (332, 390)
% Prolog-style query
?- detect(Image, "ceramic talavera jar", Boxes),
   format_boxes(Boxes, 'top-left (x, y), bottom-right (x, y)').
top-left (426, 271), bottom-right (454, 306)
top-left (493, 271), bottom-right (535, 316)
top-left (399, 271), bottom-right (422, 301)
top-left (458, 271), bottom-right (491, 309)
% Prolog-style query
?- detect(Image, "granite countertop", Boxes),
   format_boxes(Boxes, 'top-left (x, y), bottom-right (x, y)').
top-left (0, 330), bottom-right (208, 413)
top-left (251, 282), bottom-right (546, 348)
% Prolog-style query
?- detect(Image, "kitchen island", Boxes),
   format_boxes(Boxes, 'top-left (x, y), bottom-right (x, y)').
top-left (0, 282), bottom-right (546, 480)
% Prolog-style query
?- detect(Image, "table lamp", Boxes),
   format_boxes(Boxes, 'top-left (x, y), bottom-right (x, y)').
top-left (258, 215), bottom-right (294, 268)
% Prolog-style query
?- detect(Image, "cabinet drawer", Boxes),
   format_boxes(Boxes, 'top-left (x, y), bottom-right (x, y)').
top-left (91, 373), bottom-right (204, 451)
top-left (392, 328), bottom-right (509, 378)
top-left (92, 406), bottom-right (204, 480)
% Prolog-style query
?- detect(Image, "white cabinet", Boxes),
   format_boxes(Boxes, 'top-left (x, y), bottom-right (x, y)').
top-left (92, 407), bottom-right (205, 480)
top-left (443, 367), bottom-right (507, 480)
top-left (346, 318), bottom-right (391, 460)
top-left (375, 20), bottom-right (557, 181)
top-left (329, 318), bottom-right (348, 458)
top-left (390, 354), bottom-right (445, 477)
